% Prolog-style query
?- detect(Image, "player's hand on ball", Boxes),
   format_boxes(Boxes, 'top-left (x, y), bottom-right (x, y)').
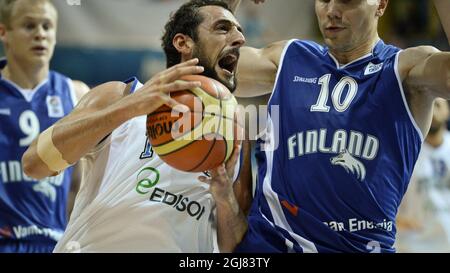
top-left (198, 142), bottom-right (242, 204)
top-left (129, 58), bottom-right (204, 117)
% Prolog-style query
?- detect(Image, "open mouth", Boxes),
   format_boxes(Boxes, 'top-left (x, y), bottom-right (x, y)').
top-left (218, 52), bottom-right (239, 76)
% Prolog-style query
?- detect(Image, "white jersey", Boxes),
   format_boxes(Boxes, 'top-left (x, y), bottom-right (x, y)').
top-left (396, 131), bottom-right (450, 252)
top-left (54, 79), bottom-right (239, 253)
top-left (413, 131), bottom-right (450, 188)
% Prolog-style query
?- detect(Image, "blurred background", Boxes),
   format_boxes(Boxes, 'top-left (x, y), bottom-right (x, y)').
top-left (2, 0), bottom-right (449, 253)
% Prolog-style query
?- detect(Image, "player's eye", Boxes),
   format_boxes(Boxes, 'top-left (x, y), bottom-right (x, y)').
top-left (217, 25), bottom-right (229, 32)
top-left (24, 22), bottom-right (36, 30)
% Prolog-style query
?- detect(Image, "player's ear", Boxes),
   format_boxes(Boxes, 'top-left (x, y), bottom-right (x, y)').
top-left (173, 33), bottom-right (194, 55)
top-left (376, 0), bottom-right (388, 17)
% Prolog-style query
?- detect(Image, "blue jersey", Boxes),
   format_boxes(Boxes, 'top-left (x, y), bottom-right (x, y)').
top-left (0, 59), bottom-right (77, 251)
top-left (236, 40), bottom-right (423, 253)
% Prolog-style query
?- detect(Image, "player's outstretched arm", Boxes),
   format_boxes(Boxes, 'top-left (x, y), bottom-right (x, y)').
top-left (22, 59), bottom-right (204, 179)
top-left (223, 0), bottom-right (285, 98)
top-left (224, 0), bottom-right (241, 13)
top-left (433, 0), bottom-right (450, 44)
top-left (224, 0), bottom-right (265, 13)
top-left (234, 40), bottom-right (287, 97)
top-left (400, 47), bottom-right (450, 100)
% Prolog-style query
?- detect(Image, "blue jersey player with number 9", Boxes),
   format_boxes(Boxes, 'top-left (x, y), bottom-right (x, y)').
top-left (0, 0), bottom-right (89, 252)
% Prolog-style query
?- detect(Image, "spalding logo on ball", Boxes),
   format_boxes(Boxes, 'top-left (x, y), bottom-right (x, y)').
top-left (146, 75), bottom-right (241, 172)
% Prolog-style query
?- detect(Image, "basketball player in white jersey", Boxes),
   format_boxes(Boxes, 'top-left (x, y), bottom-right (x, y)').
top-left (22, 0), bottom-right (251, 252)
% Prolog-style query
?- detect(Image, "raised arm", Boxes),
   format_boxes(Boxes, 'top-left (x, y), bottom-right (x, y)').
top-left (400, 46), bottom-right (450, 100)
top-left (224, 0), bottom-right (241, 13)
top-left (22, 59), bottom-right (204, 179)
top-left (398, 46), bottom-right (450, 136)
top-left (433, 0), bottom-right (450, 44)
top-left (223, 0), bottom-right (283, 98)
top-left (224, 0), bottom-right (266, 14)
top-left (234, 40), bottom-right (287, 97)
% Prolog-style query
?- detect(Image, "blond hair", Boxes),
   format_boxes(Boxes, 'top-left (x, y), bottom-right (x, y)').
top-left (0, 0), bottom-right (55, 27)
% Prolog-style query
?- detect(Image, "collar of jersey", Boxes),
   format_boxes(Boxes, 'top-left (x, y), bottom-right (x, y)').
top-left (327, 39), bottom-right (383, 70)
top-left (0, 76), bottom-right (49, 102)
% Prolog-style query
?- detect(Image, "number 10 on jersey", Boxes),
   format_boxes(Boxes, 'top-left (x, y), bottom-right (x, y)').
top-left (310, 74), bottom-right (358, 113)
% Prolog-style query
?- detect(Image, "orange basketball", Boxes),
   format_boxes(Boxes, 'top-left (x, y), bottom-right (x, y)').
top-left (146, 75), bottom-right (241, 172)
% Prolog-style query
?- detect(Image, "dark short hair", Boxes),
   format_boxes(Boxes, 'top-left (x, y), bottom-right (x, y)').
top-left (161, 0), bottom-right (231, 68)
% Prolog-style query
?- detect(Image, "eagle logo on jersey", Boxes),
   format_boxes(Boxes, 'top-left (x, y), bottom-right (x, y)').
top-left (33, 181), bottom-right (56, 202)
top-left (330, 150), bottom-right (366, 181)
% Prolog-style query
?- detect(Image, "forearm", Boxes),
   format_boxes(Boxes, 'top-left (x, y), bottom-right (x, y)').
top-left (53, 101), bottom-right (133, 162)
top-left (223, 0), bottom-right (241, 13)
top-left (216, 191), bottom-right (248, 252)
top-left (433, 0), bottom-right (450, 43)
top-left (22, 98), bottom-right (133, 179)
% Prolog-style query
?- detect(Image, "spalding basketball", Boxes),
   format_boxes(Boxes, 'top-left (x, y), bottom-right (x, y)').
top-left (146, 75), bottom-right (241, 172)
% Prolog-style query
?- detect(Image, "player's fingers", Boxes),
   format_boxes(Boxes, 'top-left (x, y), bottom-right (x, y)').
top-left (172, 58), bottom-right (199, 68)
top-left (154, 58), bottom-right (199, 77)
top-left (209, 164), bottom-right (228, 182)
top-left (225, 142), bottom-right (241, 172)
top-left (162, 97), bottom-right (189, 112)
top-left (198, 176), bottom-right (211, 185)
top-left (159, 80), bottom-right (201, 94)
top-left (147, 58), bottom-right (201, 86)
top-left (163, 65), bottom-right (204, 83)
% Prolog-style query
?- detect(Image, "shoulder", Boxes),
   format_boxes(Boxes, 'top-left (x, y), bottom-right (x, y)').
top-left (280, 39), bottom-right (328, 63)
top-left (71, 80), bottom-right (90, 102)
top-left (257, 39), bottom-right (325, 66)
top-left (401, 45), bottom-right (441, 56)
top-left (289, 39), bottom-right (326, 52)
top-left (398, 46), bottom-right (441, 79)
top-left (75, 81), bottom-right (128, 111)
top-left (48, 71), bottom-right (90, 101)
top-left (242, 40), bottom-right (289, 66)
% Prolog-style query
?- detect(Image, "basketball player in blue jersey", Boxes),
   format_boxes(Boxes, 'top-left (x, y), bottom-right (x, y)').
top-left (221, 0), bottom-right (450, 252)
top-left (0, 0), bottom-right (89, 252)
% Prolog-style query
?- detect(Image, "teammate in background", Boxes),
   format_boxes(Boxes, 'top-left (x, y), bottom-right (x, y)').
top-left (0, 0), bottom-right (89, 252)
top-left (223, 0), bottom-right (450, 252)
top-left (22, 0), bottom-right (252, 253)
top-left (396, 98), bottom-right (450, 252)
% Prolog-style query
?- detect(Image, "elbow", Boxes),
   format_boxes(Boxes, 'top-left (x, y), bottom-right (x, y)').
top-left (22, 149), bottom-right (37, 178)
top-left (22, 148), bottom-right (47, 180)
